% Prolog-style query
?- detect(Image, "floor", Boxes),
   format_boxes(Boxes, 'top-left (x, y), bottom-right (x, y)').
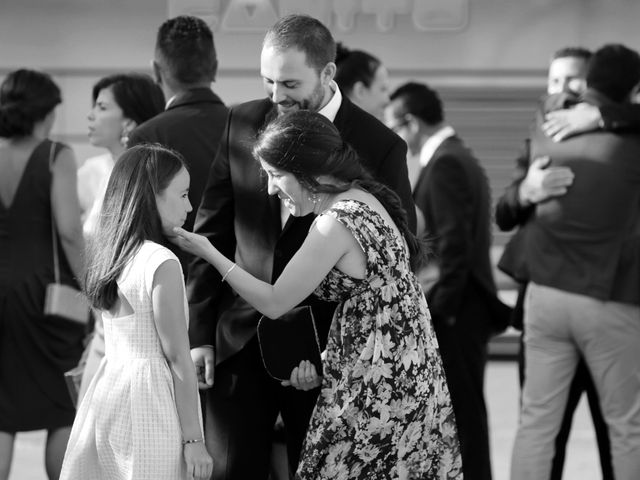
top-left (7, 360), bottom-right (601, 480)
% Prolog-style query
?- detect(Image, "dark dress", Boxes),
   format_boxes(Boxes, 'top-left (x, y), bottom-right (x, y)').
top-left (296, 200), bottom-right (462, 480)
top-left (0, 139), bottom-right (85, 432)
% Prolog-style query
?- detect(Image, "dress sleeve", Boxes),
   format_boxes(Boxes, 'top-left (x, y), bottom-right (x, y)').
top-left (144, 245), bottom-right (183, 297)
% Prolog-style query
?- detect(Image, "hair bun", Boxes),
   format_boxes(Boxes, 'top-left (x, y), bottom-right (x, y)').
top-left (0, 102), bottom-right (34, 137)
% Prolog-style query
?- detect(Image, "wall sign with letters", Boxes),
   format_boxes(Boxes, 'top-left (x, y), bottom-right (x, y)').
top-left (168, 0), bottom-right (469, 33)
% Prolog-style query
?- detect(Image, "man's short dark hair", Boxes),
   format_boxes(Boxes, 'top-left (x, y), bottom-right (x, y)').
top-left (263, 14), bottom-right (336, 73)
top-left (389, 82), bottom-right (443, 126)
top-left (156, 15), bottom-right (217, 86)
top-left (552, 47), bottom-right (592, 63)
top-left (586, 43), bottom-right (640, 102)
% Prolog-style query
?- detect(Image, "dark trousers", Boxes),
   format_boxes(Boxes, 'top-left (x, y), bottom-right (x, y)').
top-left (515, 284), bottom-right (613, 480)
top-left (432, 285), bottom-right (493, 480)
top-left (203, 336), bottom-right (319, 480)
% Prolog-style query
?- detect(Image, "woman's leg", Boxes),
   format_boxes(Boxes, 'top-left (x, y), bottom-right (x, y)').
top-left (0, 431), bottom-right (15, 480)
top-left (44, 426), bottom-right (71, 480)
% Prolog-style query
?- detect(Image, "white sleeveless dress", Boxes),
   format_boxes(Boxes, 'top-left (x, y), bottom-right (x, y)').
top-left (60, 241), bottom-right (198, 480)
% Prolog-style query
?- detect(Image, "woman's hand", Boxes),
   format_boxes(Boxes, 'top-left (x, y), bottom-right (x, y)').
top-left (183, 442), bottom-right (213, 480)
top-left (281, 360), bottom-right (322, 390)
top-left (172, 227), bottom-right (213, 259)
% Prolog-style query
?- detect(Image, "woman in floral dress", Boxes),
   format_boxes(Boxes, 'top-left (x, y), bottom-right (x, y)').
top-left (174, 110), bottom-right (462, 479)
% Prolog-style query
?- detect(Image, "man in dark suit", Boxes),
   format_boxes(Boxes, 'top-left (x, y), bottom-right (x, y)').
top-left (496, 47), bottom-right (614, 480)
top-left (385, 82), bottom-right (508, 480)
top-left (186, 14), bottom-right (415, 480)
top-left (510, 44), bottom-right (640, 480)
top-left (128, 15), bottom-right (227, 269)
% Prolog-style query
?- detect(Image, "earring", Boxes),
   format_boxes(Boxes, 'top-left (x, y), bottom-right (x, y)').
top-left (120, 132), bottom-right (129, 148)
top-left (308, 193), bottom-right (319, 204)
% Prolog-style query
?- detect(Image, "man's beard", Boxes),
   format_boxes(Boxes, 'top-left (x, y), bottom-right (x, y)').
top-left (274, 80), bottom-right (326, 116)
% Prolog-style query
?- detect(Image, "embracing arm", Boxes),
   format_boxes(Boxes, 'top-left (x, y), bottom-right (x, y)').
top-left (176, 215), bottom-right (350, 320)
top-left (495, 142), bottom-right (573, 231)
top-left (51, 146), bottom-right (85, 283)
top-left (543, 103), bottom-right (640, 141)
top-left (153, 260), bottom-right (213, 480)
top-left (495, 145), bottom-right (533, 231)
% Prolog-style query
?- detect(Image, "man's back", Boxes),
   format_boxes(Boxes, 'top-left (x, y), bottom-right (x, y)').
top-left (129, 88), bottom-right (228, 233)
top-left (528, 90), bottom-right (640, 302)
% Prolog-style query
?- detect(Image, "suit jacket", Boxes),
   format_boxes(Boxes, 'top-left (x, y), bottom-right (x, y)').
top-left (525, 89), bottom-right (640, 304)
top-left (187, 97), bottom-right (415, 363)
top-left (128, 88), bottom-right (228, 233)
top-left (128, 88), bottom-right (228, 271)
top-left (414, 135), bottom-right (507, 331)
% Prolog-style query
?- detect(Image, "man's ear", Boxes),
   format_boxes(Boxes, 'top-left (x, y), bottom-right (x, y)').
top-left (321, 62), bottom-right (336, 86)
top-left (152, 60), bottom-right (163, 85)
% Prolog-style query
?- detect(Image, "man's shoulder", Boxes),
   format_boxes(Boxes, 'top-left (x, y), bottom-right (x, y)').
top-left (133, 100), bottom-right (228, 137)
top-left (338, 100), bottom-right (402, 154)
top-left (229, 98), bottom-right (272, 117)
top-left (435, 136), bottom-right (477, 163)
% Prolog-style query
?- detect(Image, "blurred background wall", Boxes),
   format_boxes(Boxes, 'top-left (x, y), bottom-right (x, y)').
top-left (1, 0), bottom-right (638, 247)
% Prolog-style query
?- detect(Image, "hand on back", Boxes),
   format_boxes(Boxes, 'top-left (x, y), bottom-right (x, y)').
top-left (518, 156), bottom-right (574, 206)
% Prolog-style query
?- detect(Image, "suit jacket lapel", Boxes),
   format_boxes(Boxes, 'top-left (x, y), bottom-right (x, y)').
top-left (332, 96), bottom-right (353, 137)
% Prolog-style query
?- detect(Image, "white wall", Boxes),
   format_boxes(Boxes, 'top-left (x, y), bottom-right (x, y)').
top-left (2, 0), bottom-right (639, 244)
top-left (3, 0), bottom-right (639, 155)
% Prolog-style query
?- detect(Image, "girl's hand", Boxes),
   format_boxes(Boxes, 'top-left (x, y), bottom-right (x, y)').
top-left (183, 442), bottom-right (213, 480)
top-left (172, 227), bottom-right (213, 259)
top-left (281, 360), bottom-right (322, 391)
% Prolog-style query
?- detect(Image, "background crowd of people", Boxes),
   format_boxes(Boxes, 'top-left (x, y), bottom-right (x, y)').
top-left (1, 9), bottom-right (639, 480)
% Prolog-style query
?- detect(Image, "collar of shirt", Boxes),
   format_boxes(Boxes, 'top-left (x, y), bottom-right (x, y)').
top-left (419, 125), bottom-right (456, 168)
top-left (318, 81), bottom-right (341, 122)
top-left (165, 94), bottom-right (177, 110)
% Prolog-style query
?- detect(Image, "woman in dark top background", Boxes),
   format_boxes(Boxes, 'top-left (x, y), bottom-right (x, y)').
top-left (0, 69), bottom-right (85, 480)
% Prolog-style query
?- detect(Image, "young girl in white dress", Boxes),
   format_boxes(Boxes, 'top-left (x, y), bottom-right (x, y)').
top-left (60, 144), bottom-right (212, 480)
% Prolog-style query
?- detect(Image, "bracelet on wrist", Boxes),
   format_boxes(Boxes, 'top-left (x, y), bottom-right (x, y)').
top-left (182, 438), bottom-right (204, 446)
top-left (221, 262), bottom-right (237, 283)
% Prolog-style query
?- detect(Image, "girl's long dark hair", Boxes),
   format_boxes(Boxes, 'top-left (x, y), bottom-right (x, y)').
top-left (253, 110), bottom-right (426, 270)
top-left (84, 144), bottom-right (186, 310)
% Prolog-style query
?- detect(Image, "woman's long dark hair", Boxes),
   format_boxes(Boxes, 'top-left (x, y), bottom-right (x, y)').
top-left (84, 144), bottom-right (186, 310)
top-left (253, 110), bottom-right (425, 270)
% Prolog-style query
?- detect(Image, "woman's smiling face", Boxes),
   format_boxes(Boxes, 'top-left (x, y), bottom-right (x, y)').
top-left (260, 160), bottom-right (314, 217)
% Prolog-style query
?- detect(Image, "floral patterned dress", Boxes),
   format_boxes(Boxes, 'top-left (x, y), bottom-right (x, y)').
top-left (296, 200), bottom-right (462, 480)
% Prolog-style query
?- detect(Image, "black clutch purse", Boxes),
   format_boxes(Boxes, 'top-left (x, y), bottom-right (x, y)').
top-left (257, 305), bottom-right (322, 381)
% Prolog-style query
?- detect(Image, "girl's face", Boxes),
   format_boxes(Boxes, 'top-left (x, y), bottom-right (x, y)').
top-left (260, 160), bottom-right (313, 217)
top-left (87, 87), bottom-right (130, 151)
top-left (156, 167), bottom-right (192, 237)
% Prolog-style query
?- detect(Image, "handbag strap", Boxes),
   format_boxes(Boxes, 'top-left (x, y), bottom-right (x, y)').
top-left (48, 141), bottom-right (60, 285)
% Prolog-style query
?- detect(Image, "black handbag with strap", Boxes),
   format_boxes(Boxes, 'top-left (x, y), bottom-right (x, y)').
top-left (256, 305), bottom-right (323, 382)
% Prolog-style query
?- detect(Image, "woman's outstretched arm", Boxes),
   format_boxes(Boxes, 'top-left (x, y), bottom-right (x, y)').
top-left (173, 214), bottom-right (357, 319)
